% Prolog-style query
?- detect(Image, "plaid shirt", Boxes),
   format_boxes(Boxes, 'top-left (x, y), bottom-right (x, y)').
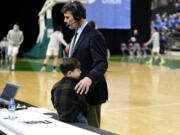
top-left (51, 77), bottom-right (88, 122)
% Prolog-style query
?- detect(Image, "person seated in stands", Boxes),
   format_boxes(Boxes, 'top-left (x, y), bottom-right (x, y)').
top-left (168, 14), bottom-right (176, 26)
top-left (158, 21), bottom-right (167, 30)
top-left (172, 24), bottom-right (180, 37)
top-left (160, 31), bottom-right (168, 54)
top-left (175, 2), bottom-right (180, 13)
top-left (175, 16), bottom-right (180, 25)
top-left (0, 37), bottom-right (9, 62)
top-left (129, 29), bottom-right (141, 57)
top-left (155, 14), bottom-right (162, 24)
top-left (151, 20), bottom-right (160, 31)
top-left (51, 58), bottom-right (88, 125)
top-left (165, 21), bottom-right (173, 31)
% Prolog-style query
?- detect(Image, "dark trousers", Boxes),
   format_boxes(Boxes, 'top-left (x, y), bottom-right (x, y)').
top-left (87, 104), bottom-right (101, 128)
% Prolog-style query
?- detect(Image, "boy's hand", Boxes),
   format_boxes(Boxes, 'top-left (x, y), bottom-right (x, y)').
top-left (75, 77), bottom-right (92, 95)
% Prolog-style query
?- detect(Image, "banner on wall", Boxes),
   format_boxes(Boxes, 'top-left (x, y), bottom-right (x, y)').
top-left (85, 0), bottom-right (131, 29)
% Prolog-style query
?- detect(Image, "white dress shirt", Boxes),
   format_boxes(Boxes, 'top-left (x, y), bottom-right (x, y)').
top-left (68, 21), bottom-right (88, 57)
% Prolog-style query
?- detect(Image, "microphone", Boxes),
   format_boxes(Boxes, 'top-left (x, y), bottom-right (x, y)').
top-left (66, 21), bottom-right (77, 28)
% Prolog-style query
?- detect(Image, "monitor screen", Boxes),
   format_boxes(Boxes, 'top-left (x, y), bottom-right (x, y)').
top-left (0, 82), bottom-right (20, 101)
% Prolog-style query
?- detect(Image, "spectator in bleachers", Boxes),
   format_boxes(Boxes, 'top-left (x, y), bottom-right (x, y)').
top-left (172, 23), bottom-right (180, 37)
top-left (168, 14), bottom-right (176, 26)
top-left (175, 2), bottom-right (180, 12)
top-left (0, 37), bottom-right (9, 62)
top-left (155, 14), bottom-right (162, 24)
top-left (176, 16), bottom-right (180, 24)
top-left (160, 31), bottom-right (168, 54)
top-left (151, 20), bottom-right (156, 28)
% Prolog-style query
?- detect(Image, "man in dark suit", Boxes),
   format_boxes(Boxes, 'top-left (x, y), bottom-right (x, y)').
top-left (61, 0), bottom-right (108, 128)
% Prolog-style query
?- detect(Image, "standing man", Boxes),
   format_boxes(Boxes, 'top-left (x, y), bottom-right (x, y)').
top-left (7, 24), bottom-right (24, 70)
top-left (61, 0), bottom-right (108, 128)
top-left (41, 26), bottom-right (69, 72)
top-left (129, 29), bottom-right (141, 57)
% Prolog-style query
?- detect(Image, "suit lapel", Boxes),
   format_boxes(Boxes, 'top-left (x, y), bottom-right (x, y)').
top-left (72, 25), bottom-right (89, 56)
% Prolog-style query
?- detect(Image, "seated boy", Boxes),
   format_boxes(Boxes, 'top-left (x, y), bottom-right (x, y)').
top-left (51, 58), bottom-right (88, 125)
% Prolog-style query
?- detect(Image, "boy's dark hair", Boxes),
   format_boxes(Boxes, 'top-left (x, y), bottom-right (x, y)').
top-left (59, 58), bottom-right (80, 75)
top-left (153, 27), bottom-right (158, 31)
top-left (88, 21), bottom-right (96, 29)
top-left (61, 0), bottom-right (86, 21)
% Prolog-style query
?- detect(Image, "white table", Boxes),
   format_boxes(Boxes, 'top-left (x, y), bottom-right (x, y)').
top-left (0, 107), bottom-right (100, 135)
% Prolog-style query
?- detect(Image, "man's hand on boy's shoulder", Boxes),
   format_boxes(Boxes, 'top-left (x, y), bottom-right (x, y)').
top-left (75, 77), bottom-right (92, 95)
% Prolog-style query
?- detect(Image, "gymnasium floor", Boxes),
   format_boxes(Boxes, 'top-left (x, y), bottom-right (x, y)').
top-left (0, 55), bottom-right (180, 135)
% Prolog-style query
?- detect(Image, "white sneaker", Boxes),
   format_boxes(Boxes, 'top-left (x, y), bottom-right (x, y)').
top-left (41, 66), bottom-right (46, 72)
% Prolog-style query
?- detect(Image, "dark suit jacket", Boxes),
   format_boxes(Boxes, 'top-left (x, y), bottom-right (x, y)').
top-left (51, 77), bottom-right (88, 122)
top-left (71, 24), bottom-right (108, 105)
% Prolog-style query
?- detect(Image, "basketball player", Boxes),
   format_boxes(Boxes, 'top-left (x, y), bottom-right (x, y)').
top-left (145, 27), bottom-right (165, 65)
top-left (7, 24), bottom-right (24, 70)
top-left (41, 26), bottom-right (69, 72)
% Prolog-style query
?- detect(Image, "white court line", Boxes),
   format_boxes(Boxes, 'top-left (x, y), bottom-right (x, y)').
top-left (102, 103), bottom-right (180, 112)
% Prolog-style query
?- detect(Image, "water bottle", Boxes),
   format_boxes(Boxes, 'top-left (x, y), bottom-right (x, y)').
top-left (8, 98), bottom-right (16, 120)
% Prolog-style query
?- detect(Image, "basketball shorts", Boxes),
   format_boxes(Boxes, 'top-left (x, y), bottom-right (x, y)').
top-left (152, 47), bottom-right (160, 53)
top-left (8, 45), bottom-right (19, 56)
top-left (46, 48), bottom-right (59, 56)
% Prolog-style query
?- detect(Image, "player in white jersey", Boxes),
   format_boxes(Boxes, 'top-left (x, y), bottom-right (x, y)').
top-left (41, 26), bottom-right (69, 72)
top-left (7, 24), bottom-right (24, 70)
top-left (145, 27), bottom-right (165, 66)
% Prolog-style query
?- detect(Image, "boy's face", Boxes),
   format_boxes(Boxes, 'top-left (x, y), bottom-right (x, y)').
top-left (68, 68), bottom-right (81, 79)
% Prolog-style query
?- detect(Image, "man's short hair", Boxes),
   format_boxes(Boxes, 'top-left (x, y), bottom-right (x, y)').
top-left (61, 0), bottom-right (86, 21)
top-left (59, 58), bottom-right (80, 75)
